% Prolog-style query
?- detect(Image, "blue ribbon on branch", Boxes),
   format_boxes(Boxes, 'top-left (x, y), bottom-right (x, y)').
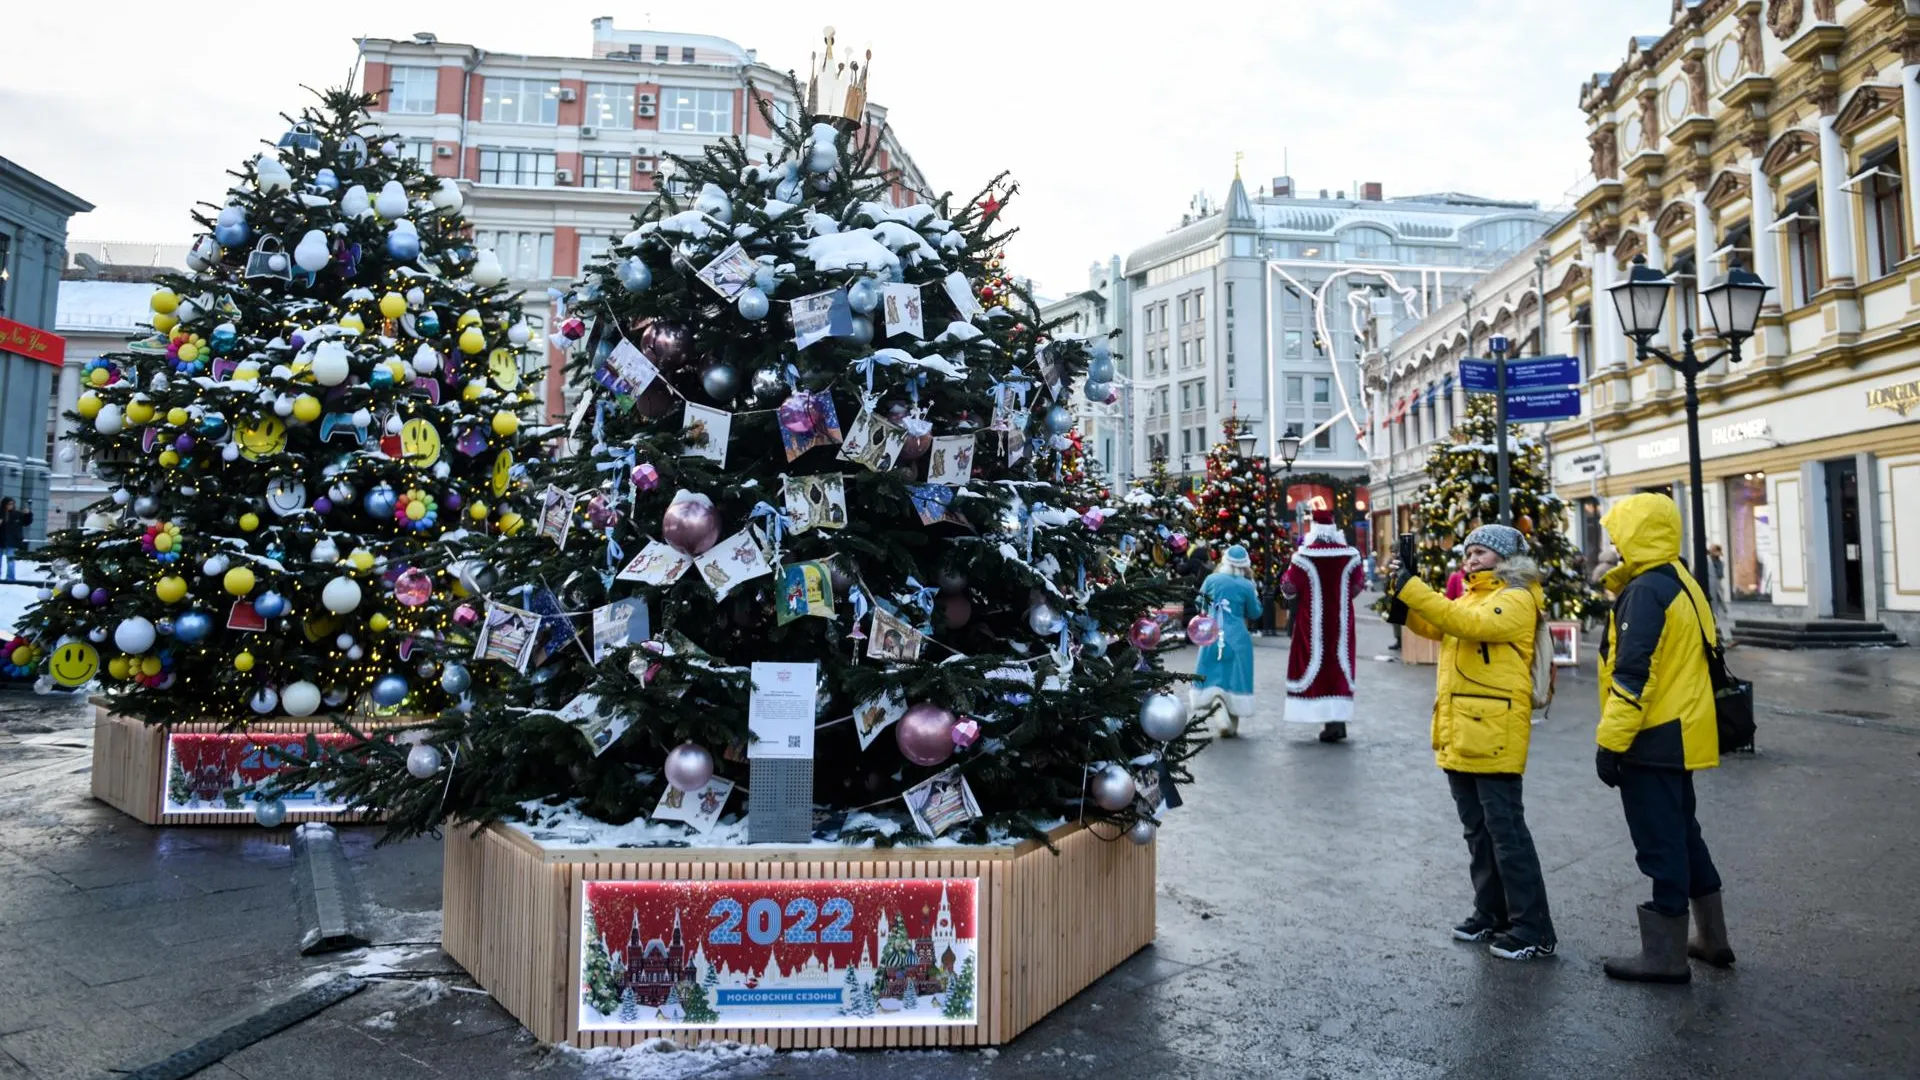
top-left (852, 352), bottom-right (896, 395)
top-left (901, 576), bottom-right (939, 623)
top-left (747, 501), bottom-right (794, 562)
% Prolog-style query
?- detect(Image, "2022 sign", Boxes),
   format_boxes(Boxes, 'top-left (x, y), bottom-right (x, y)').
top-left (579, 877), bottom-right (979, 1029)
top-left (163, 732), bottom-right (355, 814)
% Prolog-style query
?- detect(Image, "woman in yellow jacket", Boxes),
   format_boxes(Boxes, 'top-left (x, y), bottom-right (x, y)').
top-left (1387, 524), bottom-right (1556, 961)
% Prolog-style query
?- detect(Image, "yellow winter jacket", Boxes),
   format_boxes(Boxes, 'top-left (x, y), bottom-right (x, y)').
top-left (1597, 494), bottom-right (1719, 771)
top-left (1397, 570), bottom-right (1542, 775)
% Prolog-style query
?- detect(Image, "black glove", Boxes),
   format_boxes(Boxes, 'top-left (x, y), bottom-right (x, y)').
top-left (1393, 568), bottom-right (1416, 595)
top-left (1595, 747), bottom-right (1624, 788)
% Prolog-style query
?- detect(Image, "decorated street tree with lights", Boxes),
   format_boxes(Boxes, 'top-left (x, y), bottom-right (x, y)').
top-left (19, 88), bottom-right (537, 728)
top-left (1190, 419), bottom-right (1289, 587)
top-left (284, 57), bottom-right (1196, 846)
top-left (1123, 456), bottom-right (1195, 567)
top-left (1410, 393), bottom-right (1602, 618)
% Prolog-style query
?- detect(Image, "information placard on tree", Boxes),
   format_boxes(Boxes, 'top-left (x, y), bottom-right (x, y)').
top-left (747, 661), bottom-right (817, 842)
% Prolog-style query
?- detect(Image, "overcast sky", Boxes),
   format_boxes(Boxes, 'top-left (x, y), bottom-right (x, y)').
top-left (5, 1), bottom-right (1672, 297)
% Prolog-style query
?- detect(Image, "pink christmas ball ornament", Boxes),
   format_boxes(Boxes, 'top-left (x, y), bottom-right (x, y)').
top-left (1186, 615), bottom-right (1220, 647)
top-left (895, 702), bottom-right (957, 766)
top-left (453, 603), bottom-right (480, 627)
top-left (1127, 616), bottom-right (1163, 651)
top-left (660, 490), bottom-right (721, 555)
top-left (630, 462), bottom-right (660, 491)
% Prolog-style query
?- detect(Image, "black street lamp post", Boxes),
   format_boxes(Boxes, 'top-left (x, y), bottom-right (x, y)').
top-left (1606, 254), bottom-right (1771, 580)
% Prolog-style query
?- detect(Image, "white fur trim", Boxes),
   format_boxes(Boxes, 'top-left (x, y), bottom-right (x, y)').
top-left (1284, 546), bottom-right (1361, 696)
top-left (1284, 695), bottom-right (1354, 723)
top-left (1190, 685), bottom-right (1255, 719)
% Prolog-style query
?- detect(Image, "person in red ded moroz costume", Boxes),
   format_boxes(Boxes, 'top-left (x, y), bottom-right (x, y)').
top-left (1279, 509), bottom-right (1365, 743)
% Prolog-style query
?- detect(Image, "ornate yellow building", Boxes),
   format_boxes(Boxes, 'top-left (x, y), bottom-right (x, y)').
top-left (1543, 0), bottom-right (1920, 635)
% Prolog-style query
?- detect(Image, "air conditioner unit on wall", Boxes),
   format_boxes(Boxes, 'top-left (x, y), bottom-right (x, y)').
top-left (638, 92), bottom-right (657, 105)
top-left (580, 126), bottom-right (598, 139)
top-left (556, 167), bottom-right (573, 183)
top-left (558, 87), bottom-right (577, 102)
top-left (637, 104), bottom-right (657, 118)
top-left (434, 145), bottom-right (453, 158)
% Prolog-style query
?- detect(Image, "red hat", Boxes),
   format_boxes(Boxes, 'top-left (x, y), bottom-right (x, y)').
top-left (1312, 509), bottom-right (1334, 525)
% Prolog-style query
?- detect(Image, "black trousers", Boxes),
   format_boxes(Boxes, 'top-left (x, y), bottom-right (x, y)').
top-left (1446, 771), bottom-right (1555, 947)
top-left (1617, 764), bottom-right (1722, 917)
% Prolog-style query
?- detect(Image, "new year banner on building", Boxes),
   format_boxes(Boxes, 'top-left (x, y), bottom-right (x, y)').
top-left (578, 877), bottom-right (979, 1029)
top-left (163, 732), bottom-right (355, 815)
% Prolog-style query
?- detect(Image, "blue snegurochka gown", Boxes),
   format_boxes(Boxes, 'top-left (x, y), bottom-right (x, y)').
top-left (1190, 571), bottom-right (1260, 726)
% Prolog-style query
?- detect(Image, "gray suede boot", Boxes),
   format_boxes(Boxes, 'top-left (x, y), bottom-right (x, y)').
top-left (1603, 904), bottom-right (1691, 984)
top-left (1687, 892), bottom-right (1736, 968)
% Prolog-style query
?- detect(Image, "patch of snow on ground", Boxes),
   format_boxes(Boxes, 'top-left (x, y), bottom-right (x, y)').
top-left (567, 1038), bottom-right (775, 1079)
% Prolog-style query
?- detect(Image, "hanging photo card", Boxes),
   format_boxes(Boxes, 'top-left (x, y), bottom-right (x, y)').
top-left (692, 528), bottom-right (773, 599)
top-left (838, 408), bottom-right (905, 473)
top-left (881, 281), bottom-right (924, 339)
top-left (926, 435), bottom-right (975, 487)
top-left (595, 337), bottom-right (660, 397)
top-left (853, 688), bottom-right (906, 751)
top-left (650, 775), bottom-right (734, 834)
top-left (554, 692), bottom-right (631, 757)
top-left (591, 598), bottom-right (649, 663)
top-left (778, 391), bottom-right (844, 462)
top-left (783, 474), bottom-right (848, 533)
top-left (537, 486), bottom-right (577, 549)
top-left (790, 289), bottom-right (839, 350)
top-left (989, 383), bottom-right (1026, 433)
top-left (773, 560), bottom-right (836, 624)
top-left (866, 607), bottom-right (925, 662)
top-left (694, 242), bottom-right (756, 300)
top-left (226, 600), bottom-right (267, 633)
top-left (942, 270), bottom-right (983, 322)
top-left (681, 403), bottom-right (732, 465)
top-left (903, 767), bottom-right (982, 838)
top-left (475, 603), bottom-right (540, 671)
top-left (747, 660), bottom-right (819, 760)
top-left (616, 540), bottom-right (694, 586)
top-left (906, 484), bottom-right (964, 527)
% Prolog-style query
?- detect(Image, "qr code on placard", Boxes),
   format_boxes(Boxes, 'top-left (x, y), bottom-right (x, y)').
top-left (787, 735), bottom-right (802, 748)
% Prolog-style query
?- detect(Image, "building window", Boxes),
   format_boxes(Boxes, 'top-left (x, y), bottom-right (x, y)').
top-left (1312, 375), bottom-right (1333, 449)
top-left (1158, 388), bottom-right (1170, 416)
top-left (681, 46), bottom-right (696, 63)
top-left (1180, 383), bottom-right (1193, 411)
top-left (482, 77), bottom-right (561, 125)
top-left (1178, 296), bottom-right (1190, 323)
top-left (654, 45), bottom-right (669, 61)
top-left (585, 83), bottom-right (634, 129)
top-left (1341, 226), bottom-right (1395, 262)
top-left (1783, 187), bottom-right (1822, 307)
top-left (662, 87), bottom-right (732, 134)
top-left (1284, 329), bottom-right (1303, 357)
top-left (388, 65), bottom-right (439, 114)
top-left (1225, 282), bottom-right (1234, 316)
top-left (393, 140), bottom-right (436, 170)
top-left (578, 235), bottom-right (611, 275)
top-left (471, 229), bottom-right (554, 281)
top-left (1725, 473), bottom-right (1772, 600)
top-left (1573, 303), bottom-right (1594, 380)
top-left (1866, 166), bottom-right (1906, 280)
top-left (580, 154), bottom-right (631, 189)
top-left (0, 232), bottom-right (10, 316)
top-left (477, 148), bottom-right (556, 186)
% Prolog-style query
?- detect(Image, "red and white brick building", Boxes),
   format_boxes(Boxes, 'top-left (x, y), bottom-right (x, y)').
top-left (359, 19), bottom-right (930, 419)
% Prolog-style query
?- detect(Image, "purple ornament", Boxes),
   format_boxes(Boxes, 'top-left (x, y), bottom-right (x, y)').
top-left (897, 432), bottom-right (933, 463)
top-left (660, 490), bottom-right (720, 555)
top-left (1081, 508), bottom-right (1107, 531)
top-left (778, 393), bottom-right (818, 436)
top-left (453, 603), bottom-right (480, 627)
top-left (630, 463), bottom-right (660, 491)
top-left (584, 494), bottom-right (619, 530)
top-left (313, 496), bottom-right (333, 515)
top-left (639, 320), bottom-right (692, 372)
top-left (950, 718), bottom-right (981, 749)
top-left (174, 434), bottom-right (195, 452)
top-left (393, 568), bottom-right (433, 607)
top-left (664, 742), bottom-right (715, 793)
top-left (895, 703), bottom-right (957, 767)
top-left (90, 588), bottom-right (109, 606)
top-left (289, 330), bottom-right (307, 351)
top-left (1186, 615), bottom-right (1220, 647)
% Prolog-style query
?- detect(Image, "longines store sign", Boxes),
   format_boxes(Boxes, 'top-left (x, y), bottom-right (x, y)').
top-left (1867, 378), bottom-right (1920, 417)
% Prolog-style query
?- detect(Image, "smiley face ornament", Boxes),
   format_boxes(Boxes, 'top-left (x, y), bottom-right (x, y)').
top-left (49, 641), bottom-right (101, 688)
top-left (238, 416), bottom-right (288, 461)
top-left (399, 418), bottom-right (442, 467)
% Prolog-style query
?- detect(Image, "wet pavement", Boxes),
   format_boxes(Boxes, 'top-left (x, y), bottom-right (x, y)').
top-left (0, 606), bottom-right (1916, 1079)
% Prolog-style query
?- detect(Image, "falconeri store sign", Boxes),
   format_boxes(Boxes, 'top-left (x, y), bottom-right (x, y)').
top-left (1867, 378), bottom-right (1920, 418)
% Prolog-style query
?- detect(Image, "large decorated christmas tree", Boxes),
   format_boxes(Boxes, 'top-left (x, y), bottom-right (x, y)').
top-left (1123, 456), bottom-right (1194, 569)
top-left (1410, 393), bottom-right (1602, 618)
top-left (1190, 420), bottom-right (1289, 587)
top-left (20, 89), bottom-right (535, 724)
top-left (285, 72), bottom-right (1195, 845)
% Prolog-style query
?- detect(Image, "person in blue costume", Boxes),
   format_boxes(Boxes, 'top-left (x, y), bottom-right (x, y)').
top-left (1190, 544), bottom-right (1262, 737)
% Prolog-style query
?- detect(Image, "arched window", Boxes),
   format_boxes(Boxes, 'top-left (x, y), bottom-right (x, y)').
top-left (1340, 226), bottom-right (1396, 262)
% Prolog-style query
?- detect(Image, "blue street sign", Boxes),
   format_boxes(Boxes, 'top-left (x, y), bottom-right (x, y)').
top-left (1459, 359), bottom-right (1497, 393)
top-left (1489, 335), bottom-right (1510, 354)
top-left (1504, 387), bottom-right (1582, 422)
top-left (1504, 354), bottom-right (1582, 392)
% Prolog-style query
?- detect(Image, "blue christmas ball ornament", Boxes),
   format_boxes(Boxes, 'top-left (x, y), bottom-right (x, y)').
top-left (736, 287), bottom-right (769, 321)
top-left (364, 483), bottom-right (398, 519)
top-left (253, 798), bottom-right (287, 828)
top-left (369, 367), bottom-right (394, 387)
top-left (210, 323), bottom-right (239, 353)
top-left (1084, 380), bottom-right (1111, 402)
top-left (439, 663), bottom-right (471, 695)
top-left (1091, 340), bottom-right (1112, 363)
top-left (174, 610), bottom-right (213, 643)
top-left (417, 309), bottom-right (441, 336)
top-left (214, 220), bottom-right (249, 248)
top-left (1088, 353), bottom-right (1116, 384)
top-left (846, 316), bottom-right (874, 346)
top-left (386, 225), bottom-right (421, 261)
top-left (753, 264), bottom-right (778, 291)
top-left (371, 674), bottom-right (410, 707)
top-left (313, 168), bottom-right (339, 193)
top-left (1046, 405), bottom-right (1074, 434)
top-left (847, 279), bottom-right (880, 315)
top-left (617, 256), bottom-right (652, 293)
top-left (254, 591), bottom-right (289, 618)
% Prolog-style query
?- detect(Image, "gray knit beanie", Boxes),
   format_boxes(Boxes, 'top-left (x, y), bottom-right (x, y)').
top-left (1463, 524), bottom-right (1527, 558)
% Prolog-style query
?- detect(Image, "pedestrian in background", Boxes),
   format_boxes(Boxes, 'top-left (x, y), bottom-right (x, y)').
top-left (1190, 545), bottom-right (1260, 738)
top-left (1386, 524), bottom-right (1557, 961)
top-left (1594, 493), bottom-right (1734, 984)
top-left (1444, 561), bottom-right (1466, 600)
top-left (1706, 542), bottom-right (1730, 644)
top-left (0, 498), bottom-right (31, 582)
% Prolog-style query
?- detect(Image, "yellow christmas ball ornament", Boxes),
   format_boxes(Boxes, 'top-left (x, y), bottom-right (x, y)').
top-left (107, 657), bottom-right (131, 680)
top-left (77, 393), bottom-right (103, 420)
top-left (349, 549), bottom-right (375, 572)
top-left (457, 309), bottom-right (483, 329)
top-left (232, 363), bottom-right (260, 383)
top-left (458, 326), bottom-right (486, 354)
top-left (88, 367), bottom-right (110, 387)
top-left (140, 656), bottom-right (162, 677)
top-left (460, 380), bottom-right (486, 403)
top-left (152, 312), bottom-right (178, 333)
top-left (238, 512), bottom-right (260, 532)
top-left (125, 400), bottom-right (155, 426)
top-left (368, 612), bottom-right (391, 633)
top-left (467, 500), bottom-right (489, 521)
top-left (497, 510), bottom-right (525, 536)
top-left (155, 575), bottom-right (187, 603)
top-left (166, 407), bottom-right (190, 426)
top-left (291, 394), bottom-right (322, 423)
top-left (223, 566), bottom-right (256, 596)
top-left (379, 292), bottom-right (407, 319)
top-left (234, 651), bottom-right (255, 672)
top-left (491, 411), bottom-right (519, 437)
top-left (158, 449), bottom-right (181, 468)
top-left (150, 289), bottom-right (179, 315)
top-left (339, 312), bottom-right (366, 334)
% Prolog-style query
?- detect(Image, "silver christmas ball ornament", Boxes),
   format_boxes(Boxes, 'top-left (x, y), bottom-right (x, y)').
top-left (701, 363), bottom-right (739, 401)
top-left (1138, 694), bottom-right (1188, 741)
top-left (1127, 819), bottom-right (1157, 846)
top-left (1090, 764), bottom-right (1137, 812)
top-left (664, 742), bottom-right (715, 793)
top-left (405, 742), bottom-right (443, 778)
top-left (253, 798), bottom-right (287, 828)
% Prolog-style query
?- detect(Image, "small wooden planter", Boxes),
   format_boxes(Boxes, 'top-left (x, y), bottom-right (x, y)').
top-left (442, 818), bottom-right (1156, 1049)
top-left (89, 704), bottom-right (389, 826)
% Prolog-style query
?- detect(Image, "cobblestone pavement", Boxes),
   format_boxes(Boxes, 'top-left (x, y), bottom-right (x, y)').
top-left (0, 608), bottom-right (1916, 1079)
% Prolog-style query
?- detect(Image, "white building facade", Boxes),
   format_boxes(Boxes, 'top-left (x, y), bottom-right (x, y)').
top-left (1119, 174), bottom-right (1555, 486)
top-left (361, 19), bottom-right (930, 420)
top-left (1037, 256), bottom-right (1130, 490)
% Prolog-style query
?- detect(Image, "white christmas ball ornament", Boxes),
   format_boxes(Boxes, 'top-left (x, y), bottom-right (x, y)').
top-left (412, 344), bottom-right (440, 374)
top-left (374, 180), bottom-right (409, 219)
top-left (507, 321), bottom-right (531, 346)
top-left (114, 617), bottom-right (157, 655)
top-left (94, 404), bottom-right (124, 435)
top-left (112, 488), bottom-right (131, 506)
top-left (429, 178), bottom-right (463, 214)
top-left (222, 444), bottom-right (241, 463)
top-left (321, 576), bottom-right (363, 614)
top-left (1090, 764), bottom-right (1137, 812)
top-left (250, 687), bottom-right (280, 715)
top-left (310, 538), bottom-right (340, 563)
top-left (254, 153), bottom-right (293, 193)
top-left (1138, 694), bottom-right (1188, 742)
top-left (282, 681), bottom-right (322, 717)
top-left (341, 184), bottom-right (372, 218)
top-left (311, 340), bottom-right (350, 386)
top-left (335, 633), bottom-right (355, 650)
top-left (68, 583), bottom-right (89, 600)
top-left (273, 395), bottom-right (294, 417)
top-left (293, 229), bottom-right (331, 272)
top-left (406, 743), bottom-right (443, 778)
top-left (203, 555), bottom-right (230, 577)
top-left (470, 249), bottom-right (505, 287)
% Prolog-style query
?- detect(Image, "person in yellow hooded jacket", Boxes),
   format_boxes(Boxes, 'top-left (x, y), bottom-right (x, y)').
top-left (1593, 492), bottom-right (1733, 985)
top-left (1387, 524), bottom-right (1556, 961)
